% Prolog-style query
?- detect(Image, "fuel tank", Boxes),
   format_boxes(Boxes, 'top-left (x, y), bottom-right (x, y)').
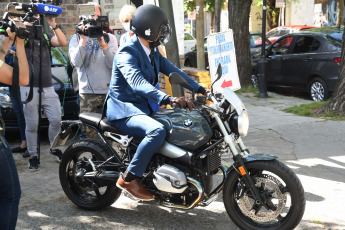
top-left (152, 109), bottom-right (212, 151)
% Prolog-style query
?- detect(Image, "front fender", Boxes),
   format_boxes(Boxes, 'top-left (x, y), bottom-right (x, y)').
top-left (226, 154), bottom-right (277, 174)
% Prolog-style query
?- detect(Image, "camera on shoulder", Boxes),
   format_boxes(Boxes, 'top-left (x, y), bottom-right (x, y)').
top-left (0, 0), bottom-right (62, 39)
top-left (76, 4), bottom-right (108, 38)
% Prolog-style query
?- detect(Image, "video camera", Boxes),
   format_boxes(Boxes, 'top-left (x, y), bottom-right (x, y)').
top-left (0, 12), bottom-right (31, 39)
top-left (0, 0), bottom-right (62, 38)
top-left (76, 4), bottom-right (108, 38)
top-left (14, 0), bottom-right (62, 18)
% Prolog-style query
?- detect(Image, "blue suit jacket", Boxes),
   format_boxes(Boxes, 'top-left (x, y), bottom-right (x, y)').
top-left (103, 35), bottom-right (202, 121)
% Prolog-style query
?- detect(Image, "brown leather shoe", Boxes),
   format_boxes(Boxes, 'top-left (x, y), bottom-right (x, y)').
top-left (116, 176), bottom-right (154, 201)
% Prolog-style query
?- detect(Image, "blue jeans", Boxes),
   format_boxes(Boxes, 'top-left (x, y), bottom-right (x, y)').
top-left (0, 136), bottom-right (21, 230)
top-left (8, 87), bottom-right (26, 141)
top-left (110, 115), bottom-right (166, 177)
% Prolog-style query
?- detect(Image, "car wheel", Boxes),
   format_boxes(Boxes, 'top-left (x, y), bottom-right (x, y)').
top-left (184, 59), bottom-right (193, 67)
top-left (309, 78), bottom-right (329, 101)
top-left (251, 75), bottom-right (259, 88)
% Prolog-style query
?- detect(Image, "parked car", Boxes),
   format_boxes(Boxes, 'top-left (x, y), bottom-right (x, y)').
top-left (266, 25), bottom-right (317, 43)
top-left (251, 26), bottom-right (342, 101)
top-left (184, 31), bottom-right (271, 69)
top-left (184, 31), bottom-right (197, 54)
top-left (0, 47), bottom-right (79, 132)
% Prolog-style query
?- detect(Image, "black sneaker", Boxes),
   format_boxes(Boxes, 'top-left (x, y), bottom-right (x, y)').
top-left (22, 150), bottom-right (30, 158)
top-left (28, 157), bottom-right (39, 171)
top-left (50, 148), bottom-right (63, 163)
top-left (11, 146), bottom-right (27, 153)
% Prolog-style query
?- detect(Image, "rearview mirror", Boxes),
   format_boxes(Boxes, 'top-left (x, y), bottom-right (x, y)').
top-left (169, 72), bottom-right (195, 99)
top-left (215, 64), bottom-right (222, 81)
top-left (211, 63), bottom-right (223, 96)
top-left (169, 72), bottom-right (189, 86)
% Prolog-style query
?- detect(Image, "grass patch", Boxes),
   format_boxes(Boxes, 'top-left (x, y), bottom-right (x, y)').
top-left (283, 101), bottom-right (345, 120)
top-left (236, 85), bottom-right (259, 94)
top-left (310, 219), bottom-right (324, 225)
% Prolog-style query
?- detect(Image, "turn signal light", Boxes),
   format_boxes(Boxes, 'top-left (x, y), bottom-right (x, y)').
top-left (334, 57), bottom-right (341, 63)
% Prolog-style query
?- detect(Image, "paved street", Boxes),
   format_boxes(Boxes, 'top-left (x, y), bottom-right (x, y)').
top-left (8, 91), bottom-right (345, 229)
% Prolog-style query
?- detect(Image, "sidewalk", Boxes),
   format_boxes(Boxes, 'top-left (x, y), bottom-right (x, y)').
top-left (10, 91), bottom-right (345, 229)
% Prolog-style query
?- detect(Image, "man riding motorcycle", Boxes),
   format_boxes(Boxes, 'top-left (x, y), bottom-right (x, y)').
top-left (102, 4), bottom-right (208, 201)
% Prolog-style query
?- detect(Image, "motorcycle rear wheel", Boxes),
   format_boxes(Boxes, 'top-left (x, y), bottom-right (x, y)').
top-left (223, 160), bottom-right (305, 230)
top-left (59, 139), bottom-right (122, 210)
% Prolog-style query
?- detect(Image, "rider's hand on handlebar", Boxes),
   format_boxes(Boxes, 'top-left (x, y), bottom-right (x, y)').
top-left (170, 97), bottom-right (195, 111)
top-left (204, 90), bottom-right (211, 97)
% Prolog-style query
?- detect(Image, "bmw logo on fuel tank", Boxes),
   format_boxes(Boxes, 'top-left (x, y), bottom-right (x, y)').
top-left (184, 119), bottom-right (193, 127)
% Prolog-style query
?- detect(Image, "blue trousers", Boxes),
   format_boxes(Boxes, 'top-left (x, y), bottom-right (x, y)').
top-left (0, 136), bottom-right (21, 230)
top-left (8, 87), bottom-right (26, 141)
top-left (110, 115), bottom-right (166, 177)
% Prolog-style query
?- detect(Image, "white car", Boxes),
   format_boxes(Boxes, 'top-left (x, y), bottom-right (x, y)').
top-left (184, 31), bottom-right (196, 54)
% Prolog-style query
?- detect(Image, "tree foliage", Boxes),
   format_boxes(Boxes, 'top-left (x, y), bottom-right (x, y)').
top-left (184, 0), bottom-right (227, 14)
top-left (254, 0), bottom-right (297, 30)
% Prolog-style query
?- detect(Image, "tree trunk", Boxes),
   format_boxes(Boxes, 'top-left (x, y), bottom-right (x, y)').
top-left (214, 0), bottom-right (221, 33)
top-left (211, 12), bottom-right (215, 33)
top-left (336, 0), bottom-right (344, 27)
top-left (228, 0), bottom-right (252, 87)
top-left (266, 0), bottom-right (279, 31)
top-left (318, 26), bottom-right (345, 115)
top-left (196, 0), bottom-right (205, 69)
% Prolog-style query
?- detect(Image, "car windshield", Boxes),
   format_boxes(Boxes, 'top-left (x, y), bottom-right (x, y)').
top-left (51, 47), bottom-right (67, 66)
top-left (250, 34), bottom-right (271, 47)
top-left (303, 26), bottom-right (343, 48)
top-left (279, 28), bottom-right (292, 36)
top-left (326, 33), bottom-right (342, 48)
top-left (184, 32), bottom-right (195, 41)
top-left (267, 28), bottom-right (291, 38)
top-left (267, 28), bottom-right (279, 37)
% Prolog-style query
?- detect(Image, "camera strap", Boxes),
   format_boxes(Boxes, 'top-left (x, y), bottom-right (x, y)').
top-left (11, 36), bottom-right (34, 104)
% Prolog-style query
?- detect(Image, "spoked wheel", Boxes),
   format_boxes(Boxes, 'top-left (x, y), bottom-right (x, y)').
top-left (309, 78), bottom-right (328, 101)
top-left (59, 139), bottom-right (122, 210)
top-left (223, 160), bottom-right (305, 230)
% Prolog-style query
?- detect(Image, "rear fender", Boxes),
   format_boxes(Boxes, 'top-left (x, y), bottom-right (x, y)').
top-left (51, 120), bottom-right (82, 148)
top-left (226, 154), bottom-right (277, 175)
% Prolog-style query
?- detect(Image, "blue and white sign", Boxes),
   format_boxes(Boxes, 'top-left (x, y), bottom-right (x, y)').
top-left (207, 30), bottom-right (241, 93)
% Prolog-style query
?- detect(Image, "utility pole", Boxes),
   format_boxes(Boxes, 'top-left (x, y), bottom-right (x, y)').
top-left (258, 0), bottom-right (268, 98)
top-left (196, 0), bottom-right (205, 69)
top-left (159, 0), bottom-right (184, 97)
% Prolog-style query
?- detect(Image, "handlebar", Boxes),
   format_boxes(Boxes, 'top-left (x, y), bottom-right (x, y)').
top-left (171, 103), bottom-right (180, 109)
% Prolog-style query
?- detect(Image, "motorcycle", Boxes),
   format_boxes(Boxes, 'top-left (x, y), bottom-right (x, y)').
top-left (52, 64), bottom-right (305, 230)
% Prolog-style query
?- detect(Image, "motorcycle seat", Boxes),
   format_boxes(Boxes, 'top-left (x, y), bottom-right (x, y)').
top-left (99, 118), bottom-right (125, 135)
top-left (79, 112), bottom-right (125, 135)
top-left (79, 112), bottom-right (102, 127)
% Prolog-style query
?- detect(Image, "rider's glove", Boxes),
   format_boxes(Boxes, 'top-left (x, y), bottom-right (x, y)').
top-left (170, 97), bottom-right (195, 111)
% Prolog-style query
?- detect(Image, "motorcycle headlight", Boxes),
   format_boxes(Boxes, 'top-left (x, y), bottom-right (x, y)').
top-left (229, 110), bottom-right (249, 137)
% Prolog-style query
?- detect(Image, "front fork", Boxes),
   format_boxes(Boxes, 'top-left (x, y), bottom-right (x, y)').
top-left (210, 96), bottom-right (263, 206)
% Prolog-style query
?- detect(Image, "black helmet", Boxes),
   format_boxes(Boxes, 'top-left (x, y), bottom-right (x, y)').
top-left (130, 4), bottom-right (171, 46)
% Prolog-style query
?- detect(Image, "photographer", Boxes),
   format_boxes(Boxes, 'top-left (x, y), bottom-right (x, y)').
top-left (69, 3), bottom-right (118, 138)
top-left (0, 21), bottom-right (29, 230)
top-left (21, 14), bottom-right (67, 171)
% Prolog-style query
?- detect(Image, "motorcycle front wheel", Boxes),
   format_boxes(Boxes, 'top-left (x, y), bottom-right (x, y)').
top-left (59, 139), bottom-right (122, 210)
top-left (223, 160), bottom-right (305, 230)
